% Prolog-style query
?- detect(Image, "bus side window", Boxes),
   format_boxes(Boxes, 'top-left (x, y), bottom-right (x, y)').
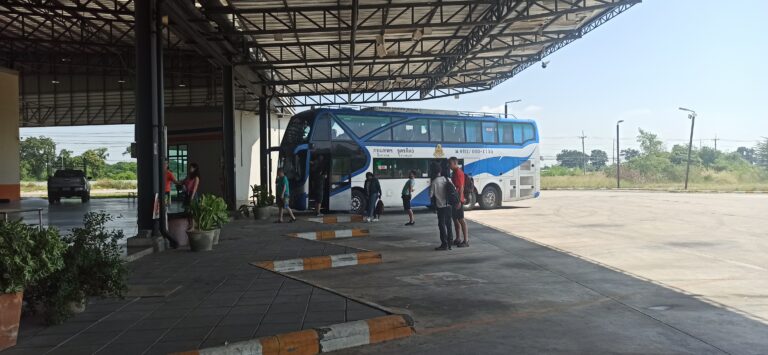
top-left (443, 120), bottom-right (465, 142)
top-left (498, 122), bottom-right (514, 144)
top-left (429, 120), bottom-right (442, 142)
top-left (331, 120), bottom-right (351, 141)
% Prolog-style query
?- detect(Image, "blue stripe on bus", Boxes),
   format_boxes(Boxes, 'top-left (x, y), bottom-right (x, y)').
top-left (463, 154), bottom-right (532, 177)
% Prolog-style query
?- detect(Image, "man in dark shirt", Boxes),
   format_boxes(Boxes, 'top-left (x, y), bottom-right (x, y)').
top-left (310, 155), bottom-right (328, 217)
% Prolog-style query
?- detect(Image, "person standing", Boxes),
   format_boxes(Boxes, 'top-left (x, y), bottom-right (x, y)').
top-left (402, 170), bottom-right (416, 226)
top-left (429, 168), bottom-right (453, 250)
top-left (182, 162), bottom-right (200, 207)
top-left (163, 160), bottom-right (177, 207)
top-left (275, 168), bottom-right (296, 223)
top-left (449, 157), bottom-right (469, 247)
top-left (364, 172), bottom-right (382, 222)
top-left (310, 155), bottom-right (328, 217)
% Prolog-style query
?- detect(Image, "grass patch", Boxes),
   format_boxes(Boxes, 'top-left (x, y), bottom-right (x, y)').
top-left (542, 174), bottom-right (768, 192)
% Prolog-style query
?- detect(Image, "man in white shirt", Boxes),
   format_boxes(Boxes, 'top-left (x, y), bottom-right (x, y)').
top-left (429, 167), bottom-right (454, 250)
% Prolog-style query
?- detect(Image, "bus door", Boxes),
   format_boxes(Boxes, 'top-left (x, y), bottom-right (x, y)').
top-left (329, 156), bottom-right (352, 211)
top-left (289, 147), bottom-right (310, 210)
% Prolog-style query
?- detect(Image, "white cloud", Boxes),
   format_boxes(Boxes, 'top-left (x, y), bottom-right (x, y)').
top-left (523, 105), bottom-right (543, 113)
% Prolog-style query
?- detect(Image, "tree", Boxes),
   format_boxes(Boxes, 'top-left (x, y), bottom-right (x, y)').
top-left (637, 129), bottom-right (665, 156)
top-left (621, 148), bottom-right (641, 161)
top-left (736, 146), bottom-right (756, 164)
top-left (76, 148), bottom-right (109, 179)
top-left (556, 149), bottom-right (589, 169)
top-left (589, 149), bottom-right (608, 169)
top-left (670, 144), bottom-right (700, 165)
top-left (698, 146), bottom-right (720, 168)
top-left (20, 136), bottom-right (57, 180)
top-left (756, 138), bottom-right (768, 168)
top-left (57, 149), bottom-right (74, 169)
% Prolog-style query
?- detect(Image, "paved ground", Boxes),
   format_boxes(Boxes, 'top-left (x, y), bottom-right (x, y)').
top-left (5, 198), bottom-right (140, 241)
top-left (6, 192), bottom-right (767, 354)
top-left (475, 190), bottom-right (768, 322)
top-left (289, 191), bottom-right (768, 354)
top-left (9, 219), bottom-right (387, 355)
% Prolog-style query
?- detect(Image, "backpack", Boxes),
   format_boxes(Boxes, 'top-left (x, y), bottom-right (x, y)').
top-left (463, 173), bottom-right (474, 201)
top-left (444, 177), bottom-right (460, 207)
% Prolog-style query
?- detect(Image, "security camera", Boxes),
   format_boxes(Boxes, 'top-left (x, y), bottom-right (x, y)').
top-left (541, 61), bottom-right (550, 69)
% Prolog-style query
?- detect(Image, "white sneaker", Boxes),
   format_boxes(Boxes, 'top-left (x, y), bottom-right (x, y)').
top-left (316, 213), bottom-right (324, 217)
top-left (373, 218), bottom-right (379, 222)
top-left (364, 217), bottom-right (370, 223)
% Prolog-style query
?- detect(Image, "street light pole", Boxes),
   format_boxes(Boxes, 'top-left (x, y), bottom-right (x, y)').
top-left (504, 99), bottom-right (521, 118)
top-left (616, 120), bottom-right (624, 188)
top-left (679, 107), bottom-right (697, 190)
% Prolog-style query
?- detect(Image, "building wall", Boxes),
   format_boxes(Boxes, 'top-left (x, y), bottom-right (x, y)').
top-left (165, 107), bottom-right (288, 204)
top-left (0, 68), bottom-right (20, 201)
top-left (166, 107), bottom-right (224, 198)
top-left (233, 109), bottom-right (288, 204)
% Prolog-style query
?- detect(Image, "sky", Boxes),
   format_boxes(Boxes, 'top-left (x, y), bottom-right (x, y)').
top-left (20, 0), bottom-right (768, 165)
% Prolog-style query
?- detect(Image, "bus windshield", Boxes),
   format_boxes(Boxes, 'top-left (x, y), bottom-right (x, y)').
top-left (282, 111), bottom-right (315, 146)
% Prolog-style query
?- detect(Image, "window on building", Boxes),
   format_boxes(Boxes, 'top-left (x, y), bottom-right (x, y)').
top-left (372, 158), bottom-right (431, 179)
top-left (167, 144), bottom-right (188, 196)
top-left (392, 119), bottom-right (429, 142)
top-left (443, 120), bottom-right (465, 142)
top-left (429, 120), bottom-right (442, 142)
top-left (482, 122), bottom-right (497, 143)
top-left (466, 121), bottom-right (482, 143)
top-left (337, 114), bottom-right (391, 138)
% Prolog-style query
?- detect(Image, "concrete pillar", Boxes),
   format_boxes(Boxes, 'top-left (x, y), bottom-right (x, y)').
top-left (259, 97), bottom-right (269, 188)
top-left (134, 0), bottom-right (160, 234)
top-left (222, 66), bottom-right (236, 209)
top-left (0, 68), bottom-right (21, 202)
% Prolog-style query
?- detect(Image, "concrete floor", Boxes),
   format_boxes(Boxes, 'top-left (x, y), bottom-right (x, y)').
top-left (6, 192), bottom-right (767, 354)
top-left (475, 190), bottom-right (768, 322)
top-left (288, 191), bottom-right (768, 354)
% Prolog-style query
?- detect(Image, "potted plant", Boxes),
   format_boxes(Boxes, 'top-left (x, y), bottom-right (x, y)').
top-left (252, 184), bottom-right (275, 220)
top-left (0, 221), bottom-right (65, 350)
top-left (25, 212), bottom-right (127, 325)
top-left (187, 194), bottom-right (220, 251)
top-left (209, 196), bottom-right (229, 245)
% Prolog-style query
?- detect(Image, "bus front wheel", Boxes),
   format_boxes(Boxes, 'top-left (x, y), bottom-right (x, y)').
top-left (479, 186), bottom-right (499, 210)
top-left (351, 189), bottom-right (367, 215)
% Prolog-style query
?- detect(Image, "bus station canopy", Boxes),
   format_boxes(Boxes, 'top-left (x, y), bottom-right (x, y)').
top-left (0, 0), bottom-right (639, 126)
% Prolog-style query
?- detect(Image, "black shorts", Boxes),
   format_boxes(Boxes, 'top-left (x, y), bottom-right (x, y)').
top-left (276, 196), bottom-right (288, 208)
top-left (452, 205), bottom-right (464, 220)
top-left (402, 195), bottom-right (411, 211)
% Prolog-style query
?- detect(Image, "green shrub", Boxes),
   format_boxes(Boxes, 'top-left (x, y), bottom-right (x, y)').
top-left (189, 194), bottom-right (229, 231)
top-left (0, 222), bottom-right (66, 294)
top-left (26, 212), bottom-right (127, 324)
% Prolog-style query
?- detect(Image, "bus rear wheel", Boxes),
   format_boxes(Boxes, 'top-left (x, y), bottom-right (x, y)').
top-left (351, 189), bottom-right (367, 215)
top-left (479, 186), bottom-right (499, 210)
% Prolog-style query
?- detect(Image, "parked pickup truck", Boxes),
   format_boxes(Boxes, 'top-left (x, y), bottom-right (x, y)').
top-left (47, 169), bottom-right (91, 204)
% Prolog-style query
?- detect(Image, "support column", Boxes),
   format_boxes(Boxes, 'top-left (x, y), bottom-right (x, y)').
top-left (0, 68), bottom-right (20, 202)
top-left (134, 0), bottom-right (160, 234)
top-left (259, 97), bottom-right (269, 188)
top-left (222, 66), bottom-right (236, 209)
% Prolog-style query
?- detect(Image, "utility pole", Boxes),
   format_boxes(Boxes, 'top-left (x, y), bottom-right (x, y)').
top-left (713, 135), bottom-right (719, 151)
top-left (612, 139), bottom-right (615, 165)
top-left (616, 120), bottom-right (624, 188)
top-left (679, 107), bottom-right (697, 190)
top-left (578, 131), bottom-right (587, 174)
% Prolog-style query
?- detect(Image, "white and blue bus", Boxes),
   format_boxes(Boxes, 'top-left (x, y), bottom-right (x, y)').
top-left (277, 107), bottom-right (539, 214)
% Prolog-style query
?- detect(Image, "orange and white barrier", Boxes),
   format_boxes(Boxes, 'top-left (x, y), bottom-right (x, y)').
top-left (252, 251), bottom-right (381, 273)
top-left (288, 228), bottom-right (368, 240)
top-left (307, 215), bottom-right (364, 224)
top-left (173, 315), bottom-right (414, 355)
